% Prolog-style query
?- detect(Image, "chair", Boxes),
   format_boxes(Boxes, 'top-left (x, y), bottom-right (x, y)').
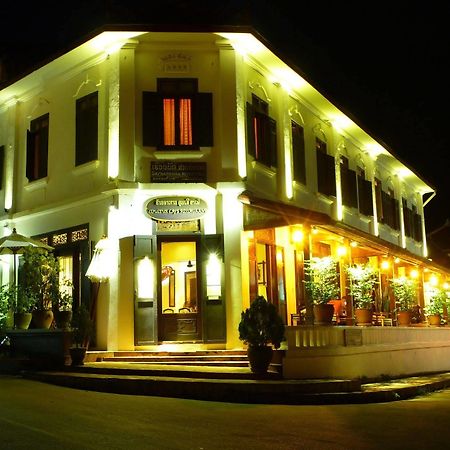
top-left (163, 308), bottom-right (174, 313)
top-left (178, 307), bottom-right (190, 313)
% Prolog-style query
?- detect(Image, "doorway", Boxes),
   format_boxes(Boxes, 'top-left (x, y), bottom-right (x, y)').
top-left (158, 238), bottom-right (202, 342)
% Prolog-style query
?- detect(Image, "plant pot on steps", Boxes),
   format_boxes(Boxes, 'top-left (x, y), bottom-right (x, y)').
top-left (247, 345), bottom-right (273, 374)
top-left (397, 310), bottom-right (412, 326)
top-left (313, 304), bottom-right (335, 325)
top-left (355, 308), bottom-right (373, 326)
top-left (70, 347), bottom-right (87, 366)
top-left (32, 310), bottom-right (54, 329)
top-left (55, 310), bottom-right (73, 330)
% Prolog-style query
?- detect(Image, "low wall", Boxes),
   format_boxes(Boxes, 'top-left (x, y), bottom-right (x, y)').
top-left (283, 326), bottom-right (450, 379)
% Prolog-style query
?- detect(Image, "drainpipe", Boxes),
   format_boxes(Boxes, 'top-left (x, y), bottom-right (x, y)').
top-left (421, 191), bottom-right (436, 258)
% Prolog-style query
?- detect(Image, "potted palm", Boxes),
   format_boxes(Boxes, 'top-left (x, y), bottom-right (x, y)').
top-left (390, 277), bottom-right (418, 326)
top-left (21, 247), bottom-right (59, 329)
top-left (346, 263), bottom-right (378, 325)
top-left (70, 304), bottom-right (94, 365)
top-left (424, 288), bottom-right (448, 326)
top-left (238, 296), bottom-right (285, 374)
top-left (304, 257), bottom-right (340, 325)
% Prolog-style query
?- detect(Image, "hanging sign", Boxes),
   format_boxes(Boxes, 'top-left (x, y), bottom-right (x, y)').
top-left (144, 196), bottom-right (208, 221)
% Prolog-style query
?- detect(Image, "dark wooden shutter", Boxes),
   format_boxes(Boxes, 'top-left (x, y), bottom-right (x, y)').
top-left (76, 92), bottom-right (98, 165)
top-left (246, 102), bottom-right (256, 158)
top-left (358, 177), bottom-right (373, 216)
top-left (26, 129), bottom-right (35, 181)
top-left (268, 117), bottom-right (277, 167)
top-left (413, 213), bottom-right (422, 241)
top-left (317, 151), bottom-right (336, 197)
top-left (341, 167), bottom-right (358, 208)
top-left (39, 122), bottom-right (49, 178)
top-left (194, 92), bottom-right (213, 147)
top-left (292, 123), bottom-right (306, 184)
top-left (404, 205), bottom-right (412, 237)
top-left (142, 92), bottom-right (163, 147)
top-left (393, 198), bottom-right (400, 230)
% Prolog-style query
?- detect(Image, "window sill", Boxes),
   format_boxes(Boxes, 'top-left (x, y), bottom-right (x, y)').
top-left (154, 151), bottom-right (205, 160)
top-left (24, 177), bottom-right (48, 192)
top-left (250, 160), bottom-right (276, 178)
top-left (72, 160), bottom-right (100, 176)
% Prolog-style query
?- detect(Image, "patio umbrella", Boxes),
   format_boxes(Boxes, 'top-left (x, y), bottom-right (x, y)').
top-left (0, 228), bottom-right (54, 285)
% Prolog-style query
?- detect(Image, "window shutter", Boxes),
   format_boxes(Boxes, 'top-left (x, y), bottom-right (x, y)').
top-left (413, 213), bottom-right (422, 241)
top-left (393, 198), bottom-right (400, 230)
top-left (26, 129), bottom-right (35, 181)
top-left (194, 92), bottom-right (213, 147)
top-left (246, 102), bottom-right (256, 158)
top-left (268, 117), bottom-right (277, 167)
top-left (292, 123), bottom-right (306, 184)
top-left (358, 177), bottom-right (373, 216)
top-left (341, 167), bottom-right (357, 208)
top-left (317, 151), bottom-right (336, 197)
top-left (142, 92), bottom-right (163, 147)
top-left (39, 124), bottom-right (49, 178)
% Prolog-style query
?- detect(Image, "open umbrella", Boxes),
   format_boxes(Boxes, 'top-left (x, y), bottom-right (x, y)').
top-left (0, 228), bottom-right (54, 285)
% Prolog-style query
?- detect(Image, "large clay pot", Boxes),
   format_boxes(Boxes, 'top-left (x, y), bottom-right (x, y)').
top-left (32, 310), bottom-right (54, 329)
top-left (355, 308), bottom-right (373, 326)
top-left (14, 312), bottom-right (32, 330)
top-left (70, 347), bottom-right (87, 366)
top-left (313, 304), bottom-right (335, 325)
top-left (55, 310), bottom-right (73, 330)
top-left (427, 314), bottom-right (441, 327)
top-left (397, 310), bottom-right (412, 326)
top-left (247, 345), bottom-right (273, 374)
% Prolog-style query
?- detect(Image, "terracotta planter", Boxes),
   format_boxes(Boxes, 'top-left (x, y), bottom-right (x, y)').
top-left (70, 346), bottom-right (87, 366)
top-left (32, 310), bottom-right (54, 329)
top-left (55, 310), bottom-right (73, 330)
top-left (313, 304), bottom-right (335, 325)
top-left (247, 345), bottom-right (273, 374)
top-left (397, 310), bottom-right (412, 326)
top-left (355, 308), bottom-right (372, 326)
top-left (427, 314), bottom-right (441, 327)
top-left (14, 312), bottom-right (32, 330)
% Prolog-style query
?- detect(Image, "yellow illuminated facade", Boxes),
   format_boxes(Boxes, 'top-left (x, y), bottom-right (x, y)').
top-left (0, 27), bottom-right (448, 355)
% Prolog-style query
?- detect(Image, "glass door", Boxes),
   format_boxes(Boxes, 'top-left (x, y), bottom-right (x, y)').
top-left (159, 239), bottom-right (201, 342)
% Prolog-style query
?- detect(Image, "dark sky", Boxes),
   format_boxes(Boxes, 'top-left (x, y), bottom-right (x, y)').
top-left (0, 1), bottom-right (448, 231)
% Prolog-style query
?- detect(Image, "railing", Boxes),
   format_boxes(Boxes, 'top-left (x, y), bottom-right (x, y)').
top-left (286, 325), bottom-right (450, 350)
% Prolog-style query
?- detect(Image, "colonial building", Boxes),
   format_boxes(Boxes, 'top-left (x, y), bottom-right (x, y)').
top-left (1, 26), bottom-right (449, 365)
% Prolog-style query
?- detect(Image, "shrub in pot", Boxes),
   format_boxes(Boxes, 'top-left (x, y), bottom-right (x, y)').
top-left (13, 285), bottom-right (37, 330)
top-left (54, 279), bottom-right (73, 330)
top-left (238, 296), bottom-right (285, 374)
top-left (0, 284), bottom-right (15, 331)
top-left (304, 257), bottom-right (340, 325)
top-left (424, 288), bottom-right (449, 326)
top-left (70, 304), bottom-right (94, 365)
top-left (390, 277), bottom-right (418, 326)
top-left (346, 263), bottom-right (378, 325)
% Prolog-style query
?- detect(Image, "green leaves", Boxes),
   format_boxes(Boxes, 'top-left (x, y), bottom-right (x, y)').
top-left (304, 257), bottom-right (340, 304)
top-left (346, 263), bottom-right (378, 309)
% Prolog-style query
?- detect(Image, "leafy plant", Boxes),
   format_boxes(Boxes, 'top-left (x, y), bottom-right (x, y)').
top-left (21, 247), bottom-right (59, 311)
top-left (55, 278), bottom-right (73, 312)
top-left (304, 257), bottom-right (340, 305)
top-left (424, 288), bottom-right (449, 316)
top-left (0, 285), bottom-right (15, 330)
top-left (390, 277), bottom-right (418, 312)
top-left (71, 304), bottom-right (94, 348)
top-left (238, 296), bottom-right (285, 349)
top-left (346, 263), bottom-right (378, 309)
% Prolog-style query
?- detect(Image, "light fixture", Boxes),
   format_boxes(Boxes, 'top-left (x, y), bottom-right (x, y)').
top-left (350, 241), bottom-right (358, 248)
top-left (381, 260), bottom-right (390, 270)
top-left (187, 260), bottom-right (194, 268)
top-left (337, 245), bottom-right (347, 257)
top-left (410, 269), bottom-right (419, 279)
top-left (291, 226), bottom-right (304, 244)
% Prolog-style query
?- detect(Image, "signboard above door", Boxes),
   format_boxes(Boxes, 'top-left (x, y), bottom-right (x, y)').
top-left (144, 196), bottom-right (208, 222)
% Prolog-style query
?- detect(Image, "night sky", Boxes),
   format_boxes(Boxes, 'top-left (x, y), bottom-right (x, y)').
top-left (1, 1), bottom-right (448, 231)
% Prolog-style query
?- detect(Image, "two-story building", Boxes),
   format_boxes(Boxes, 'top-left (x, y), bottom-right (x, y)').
top-left (1, 26), bottom-right (449, 361)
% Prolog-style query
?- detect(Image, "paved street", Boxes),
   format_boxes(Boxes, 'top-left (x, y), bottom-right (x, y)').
top-left (1, 375), bottom-right (450, 450)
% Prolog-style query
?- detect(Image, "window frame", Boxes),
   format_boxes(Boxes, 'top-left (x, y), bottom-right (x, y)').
top-left (26, 113), bottom-right (49, 182)
top-left (75, 91), bottom-right (99, 166)
top-left (291, 121), bottom-right (306, 184)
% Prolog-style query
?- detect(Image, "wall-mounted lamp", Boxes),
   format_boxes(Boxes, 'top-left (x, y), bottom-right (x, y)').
top-left (187, 260), bottom-right (194, 268)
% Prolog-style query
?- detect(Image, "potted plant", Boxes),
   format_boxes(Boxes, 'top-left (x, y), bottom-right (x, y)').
top-left (13, 285), bottom-right (37, 330)
top-left (390, 277), bottom-right (418, 326)
top-left (304, 257), bottom-right (340, 325)
top-left (0, 284), bottom-right (15, 330)
top-left (54, 279), bottom-right (73, 330)
top-left (21, 247), bottom-right (59, 329)
top-left (424, 288), bottom-right (448, 326)
top-left (238, 296), bottom-right (285, 374)
top-left (70, 304), bottom-right (94, 366)
top-left (346, 263), bottom-right (378, 325)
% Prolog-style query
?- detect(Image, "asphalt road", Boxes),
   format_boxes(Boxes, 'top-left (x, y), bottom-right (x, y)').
top-left (1, 376), bottom-right (450, 450)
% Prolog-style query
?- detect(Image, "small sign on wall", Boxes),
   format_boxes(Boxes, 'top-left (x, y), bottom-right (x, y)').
top-left (144, 196), bottom-right (208, 222)
top-left (151, 161), bottom-right (207, 183)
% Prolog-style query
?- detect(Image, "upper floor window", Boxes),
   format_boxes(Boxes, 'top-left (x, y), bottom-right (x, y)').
top-left (315, 137), bottom-right (335, 197)
top-left (246, 94), bottom-right (277, 168)
top-left (356, 166), bottom-right (373, 216)
top-left (374, 177), bottom-right (383, 220)
top-left (381, 187), bottom-right (399, 230)
top-left (291, 121), bottom-right (306, 184)
top-left (142, 78), bottom-right (213, 149)
top-left (26, 113), bottom-right (49, 182)
top-left (340, 155), bottom-right (357, 208)
top-left (76, 92), bottom-right (98, 166)
top-left (0, 145), bottom-right (4, 190)
top-left (403, 199), bottom-right (422, 241)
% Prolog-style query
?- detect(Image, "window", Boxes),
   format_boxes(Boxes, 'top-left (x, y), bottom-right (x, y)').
top-left (246, 94), bottom-right (277, 168)
top-left (357, 167), bottom-right (373, 216)
top-left (291, 121), bottom-right (306, 184)
top-left (374, 177), bottom-right (383, 220)
top-left (26, 113), bottom-right (49, 181)
top-left (381, 187), bottom-right (399, 230)
top-left (76, 92), bottom-right (98, 166)
top-left (403, 198), bottom-right (412, 237)
top-left (142, 78), bottom-right (213, 149)
top-left (340, 155), bottom-right (357, 208)
top-left (0, 145), bottom-right (4, 189)
top-left (316, 138), bottom-right (336, 196)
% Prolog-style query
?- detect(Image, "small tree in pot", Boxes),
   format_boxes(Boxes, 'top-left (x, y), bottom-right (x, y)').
top-left (424, 288), bottom-right (449, 326)
top-left (70, 304), bottom-right (94, 366)
top-left (390, 277), bottom-right (418, 326)
top-left (346, 263), bottom-right (378, 325)
top-left (238, 296), bottom-right (285, 374)
top-left (304, 257), bottom-right (340, 325)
